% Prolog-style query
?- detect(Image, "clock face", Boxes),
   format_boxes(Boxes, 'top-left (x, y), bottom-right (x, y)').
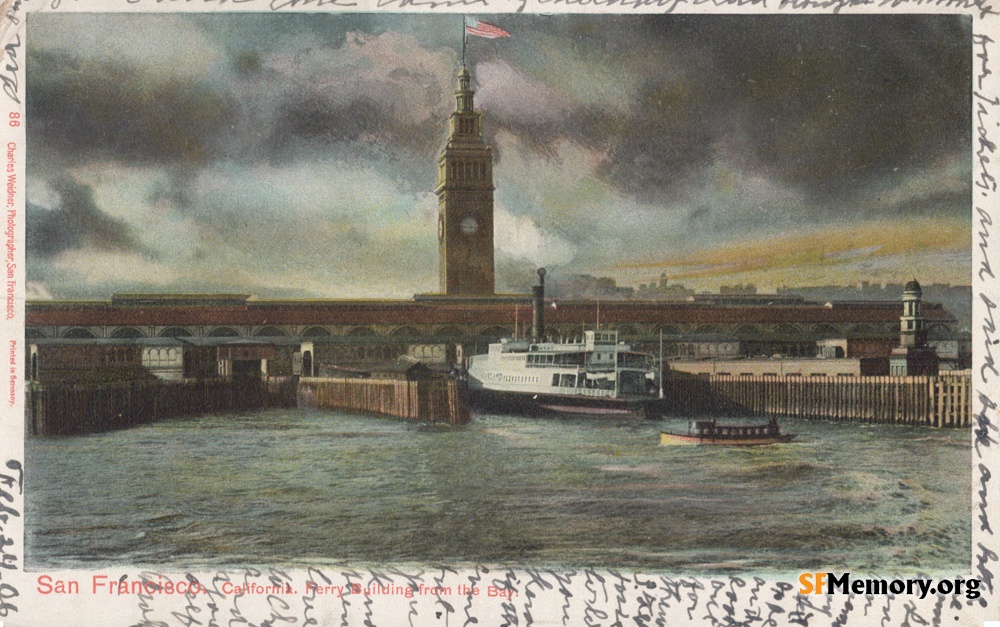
top-left (460, 214), bottom-right (479, 235)
top-left (438, 214), bottom-right (444, 242)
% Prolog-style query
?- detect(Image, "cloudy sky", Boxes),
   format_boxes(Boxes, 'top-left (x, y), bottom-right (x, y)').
top-left (25, 13), bottom-right (971, 299)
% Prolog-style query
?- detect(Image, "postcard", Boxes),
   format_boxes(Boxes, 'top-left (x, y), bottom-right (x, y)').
top-left (0, 4), bottom-right (997, 626)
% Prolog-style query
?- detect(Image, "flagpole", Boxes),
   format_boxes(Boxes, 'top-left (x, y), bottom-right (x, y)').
top-left (659, 329), bottom-right (665, 399)
top-left (461, 15), bottom-right (467, 66)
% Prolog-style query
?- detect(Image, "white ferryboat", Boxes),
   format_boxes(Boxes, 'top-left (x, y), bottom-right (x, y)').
top-left (466, 330), bottom-right (660, 416)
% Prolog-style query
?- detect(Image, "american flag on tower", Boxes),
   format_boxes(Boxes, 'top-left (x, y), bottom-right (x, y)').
top-left (465, 18), bottom-right (511, 39)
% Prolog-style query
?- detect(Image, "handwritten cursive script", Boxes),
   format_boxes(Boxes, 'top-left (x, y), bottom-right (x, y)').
top-left (0, 460), bottom-right (21, 619)
top-left (0, 35), bottom-right (18, 106)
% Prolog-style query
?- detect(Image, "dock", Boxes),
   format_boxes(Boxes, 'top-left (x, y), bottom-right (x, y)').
top-left (298, 377), bottom-right (470, 425)
top-left (662, 371), bottom-right (971, 428)
top-left (27, 375), bottom-right (470, 436)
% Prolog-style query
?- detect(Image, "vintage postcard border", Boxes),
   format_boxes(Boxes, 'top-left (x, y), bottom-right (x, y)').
top-left (0, 3), bottom-right (996, 626)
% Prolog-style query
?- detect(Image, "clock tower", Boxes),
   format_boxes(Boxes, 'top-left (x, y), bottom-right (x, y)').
top-left (435, 65), bottom-right (495, 295)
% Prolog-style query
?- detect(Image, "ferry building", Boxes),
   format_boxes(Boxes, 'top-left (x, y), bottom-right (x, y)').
top-left (24, 65), bottom-right (964, 381)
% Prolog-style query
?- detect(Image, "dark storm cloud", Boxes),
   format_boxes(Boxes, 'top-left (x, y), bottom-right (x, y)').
top-left (273, 95), bottom-right (390, 145)
top-left (264, 92), bottom-right (445, 175)
top-left (472, 15), bottom-right (970, 206)
top-left (485, 15), bottom-right (724, 188)
top-left (27, 50), bottom-right (233, 167)
top-left (592, 87), bottom-right (718, 202)
top-left (710, 16), bottom-right (967, 198)
top-left (702, 16), bottom-right (971, 196)
top-left (23, 13), bottom-right (972, 297)
top-left (27, 14), bottom-right (970, 205)
top-left (35, 19), bottom-right (451, 185)
top-left (26, 176), bottom-right (142, 256)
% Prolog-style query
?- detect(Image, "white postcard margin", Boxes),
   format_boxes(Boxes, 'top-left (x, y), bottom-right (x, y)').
top-left (0, 2), bottom-right (996, 626)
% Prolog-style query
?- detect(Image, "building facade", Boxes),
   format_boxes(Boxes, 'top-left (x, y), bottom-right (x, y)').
top-left (436, 66), bottom-right (495, 295)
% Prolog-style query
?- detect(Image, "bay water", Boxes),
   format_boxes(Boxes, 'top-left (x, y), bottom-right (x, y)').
top-left (26, 409), bottom-right (971, 576)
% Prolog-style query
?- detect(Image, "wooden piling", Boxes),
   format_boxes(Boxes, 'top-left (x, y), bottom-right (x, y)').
top-left (297, 376), bottom-right (470, 425)
top-left (26, 377), bottom-right (298, 436)
top-left (692, 371), bottom-right (971, 428)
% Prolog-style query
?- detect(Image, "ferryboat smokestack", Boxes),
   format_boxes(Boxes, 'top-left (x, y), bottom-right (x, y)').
top-left (532, 268), bottom-right (546, 342)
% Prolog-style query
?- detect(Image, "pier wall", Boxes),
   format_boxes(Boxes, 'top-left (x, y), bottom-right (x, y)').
top-left (25, 377), bottom-right (471, 436)
top-left (664, 371), bottom-right (971, 427)
top-left (26, 375), bottom-right (470, 436)
top-left (26, 377), bottom-right (298, 436)
top-left (297, 377), bottom-right (470, 425)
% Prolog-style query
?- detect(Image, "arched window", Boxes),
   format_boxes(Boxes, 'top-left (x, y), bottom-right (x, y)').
top-left (111, 327), bottom-right (144, 339)
top-left (616, 325), bottom-right (639, 338)
top-left (254, 326), bottom-right (287, 337)
top-left (773, 324), bottom-right (800, 336)
top-left (63, 328), bottom-right (96, 339)
top-left (208, 327), bottom-right (241, 338)
top-left (390, 326), bottom-right (421, 338)
top-left (159, 327), bottom-right (192, 338)
top-left (347, 327), bottom-right (378, 337)
top-left (813, 324), bottom-right (840, 338)
top-left (302, 326), bottom-right (332, 338)
top-left (478, 326), bottom-right (510, 340)
top-left (302, 350), bottom-right (313, 377)
top-left (654, 325), bottom-right (680, 336)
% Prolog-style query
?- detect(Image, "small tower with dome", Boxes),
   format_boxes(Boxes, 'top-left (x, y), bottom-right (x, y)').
top-left (899, 279), bottom-right (928, 348)
top-left (889, 279), bottom-right (938, 376)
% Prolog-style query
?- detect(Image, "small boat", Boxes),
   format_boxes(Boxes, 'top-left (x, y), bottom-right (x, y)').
top-left (659, 418), bottom-right (795, 446)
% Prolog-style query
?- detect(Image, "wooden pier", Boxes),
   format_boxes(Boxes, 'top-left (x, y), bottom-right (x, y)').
top-left (663, 371), bottom-right (971, 428)
top-left (26, 374), bottom-right (470, 436)
top-left (297, 377), bottom-right (470, 425)
top-left (26, 377), bottom-right (298, 436)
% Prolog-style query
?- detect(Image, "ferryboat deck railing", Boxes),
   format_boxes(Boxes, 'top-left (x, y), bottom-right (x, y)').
top-left (577, 388), bottom-right (615, 398)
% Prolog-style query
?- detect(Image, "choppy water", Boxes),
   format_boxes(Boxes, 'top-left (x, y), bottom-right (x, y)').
top-left (26, 409), bottom-right (971, 575)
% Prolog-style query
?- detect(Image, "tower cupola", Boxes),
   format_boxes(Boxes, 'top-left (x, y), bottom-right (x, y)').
top-left (456, 65), bottom-right (474, 113)
top-left (900, 279), bottom-right (926, 348)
